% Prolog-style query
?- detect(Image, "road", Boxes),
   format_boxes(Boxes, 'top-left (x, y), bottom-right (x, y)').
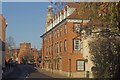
top-left (2, 64), bottom-right (52, 80)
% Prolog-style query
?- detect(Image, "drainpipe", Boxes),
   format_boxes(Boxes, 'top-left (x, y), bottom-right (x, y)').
top-left (69, 59), bottom-right (71, 77)
top-left (43, 37), bottom-right (44, 69)
top-left (52, 31), bottom-right (53, 73)
top-left (86, 71), bottom-right (90, 78)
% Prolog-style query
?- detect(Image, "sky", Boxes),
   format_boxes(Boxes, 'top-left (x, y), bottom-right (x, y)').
top-left (1, 0), bottom-right (119, 2)
top-left (2, 2), bottom-right (50, 49)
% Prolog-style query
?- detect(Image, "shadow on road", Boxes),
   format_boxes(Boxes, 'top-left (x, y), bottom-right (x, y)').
top-left (2, 64), bottom-right (38, 80)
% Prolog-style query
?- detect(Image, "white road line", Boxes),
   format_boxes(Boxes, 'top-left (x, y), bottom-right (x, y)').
top-left (24, 74), bottom-right (29, 80)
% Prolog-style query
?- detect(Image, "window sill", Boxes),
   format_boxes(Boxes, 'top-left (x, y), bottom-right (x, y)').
top-left (76, 70), bottom-right (85, 72)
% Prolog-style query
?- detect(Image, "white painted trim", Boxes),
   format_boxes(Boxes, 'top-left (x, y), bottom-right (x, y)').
top-left (67, 19), bottom-right (90, 23)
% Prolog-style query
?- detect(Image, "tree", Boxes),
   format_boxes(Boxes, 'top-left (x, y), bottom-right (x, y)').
top-left (117, 2), bottom-right (120, 30)
top-left (88, 2), bottom-right (120, 78)
top-left (72, 2), bottom-right (120, 78)
top-left (49, 1), bottom-right (67, 15)
top-left (6, 36), bottom-right (16, 59)
top-left (89, 31), bottom-right (120, 78)
top-left (6, 36), bottom-right (16, 50)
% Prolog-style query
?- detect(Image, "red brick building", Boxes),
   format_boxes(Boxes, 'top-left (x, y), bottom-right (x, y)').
top-left (0, 15), bottom-right (7, 68)
top-left (6, 49), bottom-right (20, 62)
top-left (41, 3), bottom-right (95, 78)
top-left (18, 43), bottom-right (39, 64)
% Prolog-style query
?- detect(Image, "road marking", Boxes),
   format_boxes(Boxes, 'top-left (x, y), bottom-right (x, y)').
top-left (24, 73), bottom-right (30, 80)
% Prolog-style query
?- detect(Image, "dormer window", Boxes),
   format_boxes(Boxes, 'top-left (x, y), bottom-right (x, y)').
top-left (60, 12), bottom-right (62, 22)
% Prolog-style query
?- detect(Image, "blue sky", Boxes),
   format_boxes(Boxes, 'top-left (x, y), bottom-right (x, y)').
top-left (2, 2), bottom-right (50, 49)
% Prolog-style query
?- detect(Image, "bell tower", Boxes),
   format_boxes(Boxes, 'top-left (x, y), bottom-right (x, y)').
top-left (44, 5), bottom-right (53, 33)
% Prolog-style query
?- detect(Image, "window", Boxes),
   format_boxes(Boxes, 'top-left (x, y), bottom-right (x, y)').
top-left (49, 35), bottom-right (50, 42)
top-left (60, 41), bottom-right (62, 52)
top-left (51, 35), bottom-right (53, 43)
top-left (47, 36), bottom-right (49, 43)
top-left (54, 44), bottom-right (56, 53)
top-left (49, 46), bottom-right (51, 55)
top-left (50, 45), bottom-right (52, 54)
top-left (74, 39), bottom-right (81, 51)
top-left (57, 43), bottom-right (59, 53)
top-left (46, 47), bottom-right (48, 55)
top-left (64, 24), bottom-right (67, 34)
top-left (51, 45), bottom-right (53, 53)
top-left (44, 37), bottom-right (46, 42)
top-left (55, 43), bottom-right (57, 53)
top-left (57, 30), bottom-right (59, 38)
top-left (54, 30), bottom-right (56, 38)
top-left (50, 34), bottom-right (52, 42)
top-left (64, 40), bottom-right (67, 52)
top-left (60, 27), bottom-right (62, 37)
top-left (76, 60), bottom-right (85, 71)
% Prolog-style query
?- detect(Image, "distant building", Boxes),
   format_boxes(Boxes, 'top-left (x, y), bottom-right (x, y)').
top-left (37, 48), bottom-right (42, 63)
top-left (37, 48), bottom-right (42, 67)
top-left (0, 15), bottom-right (7, 68)
top-left (18, 43), bottom-right (39, 64)
top-left (31, 48), bottom-right (39, 61)
top-left (41, 3), bottom-right (95, 78)
top-left (6, 49), bottom-right (20, 62)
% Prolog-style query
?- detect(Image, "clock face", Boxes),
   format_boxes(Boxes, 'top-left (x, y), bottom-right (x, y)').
top-left (74, 23), bottom-right (81, 33)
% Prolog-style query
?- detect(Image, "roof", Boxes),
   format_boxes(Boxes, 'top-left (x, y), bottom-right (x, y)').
top-left (67, 10), bottom-right (91, 19)
top-left (86, 17), bottom-right (110, 27)
top-left (67, 2), bottom-right (93, 19)
top-left (67, 2), bottom-right (80, 8)
top-left (40, 19), bottom-right (66, 38)
top-left (41, 2), bottom-right (96, 37)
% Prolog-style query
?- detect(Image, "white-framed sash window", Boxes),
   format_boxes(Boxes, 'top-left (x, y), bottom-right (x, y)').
top-left (76, 60), bottom-right (85, 71)
top-left (74, 39), bottom-right (81, 51)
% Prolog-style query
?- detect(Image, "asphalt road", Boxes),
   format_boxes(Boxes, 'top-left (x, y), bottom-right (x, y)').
top-left (2, 64), bottom-right (52, 80)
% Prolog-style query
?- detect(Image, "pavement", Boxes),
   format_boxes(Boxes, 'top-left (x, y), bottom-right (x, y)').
top-left (36, 68), bottom-right (68, 78)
